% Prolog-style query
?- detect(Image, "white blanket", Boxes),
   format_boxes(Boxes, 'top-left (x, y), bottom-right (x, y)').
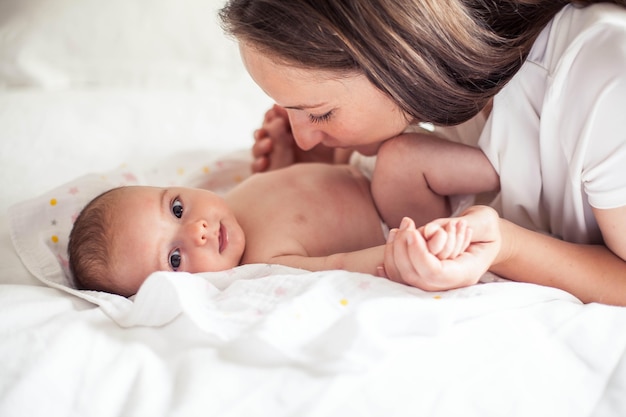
top-left (2, 1), bottom-right (626, 416)
top-left (3, 263), bottom-right (626, 417)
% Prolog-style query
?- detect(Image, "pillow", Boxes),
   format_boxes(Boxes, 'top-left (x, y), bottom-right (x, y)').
top-left (8, 149), bottom-right (252, 306)
top-left (0, 0), bottom-right (240, 89)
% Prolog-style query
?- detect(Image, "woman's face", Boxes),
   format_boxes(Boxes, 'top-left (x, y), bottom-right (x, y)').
top-left (240, 44), bottom-right (411, 156)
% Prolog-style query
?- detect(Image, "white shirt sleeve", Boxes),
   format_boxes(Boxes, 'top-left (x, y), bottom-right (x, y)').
top-left (479, 4), bottom-right (626, 243)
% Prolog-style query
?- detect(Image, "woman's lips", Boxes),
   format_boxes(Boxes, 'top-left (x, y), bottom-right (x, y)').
top-left (219, 223), bottom-right (228, 253)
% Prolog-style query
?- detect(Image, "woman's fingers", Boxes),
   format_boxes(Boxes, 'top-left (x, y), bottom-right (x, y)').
top-left (252, 134), bottom-right (272, 155)
top-left (383, 228), bottom-right (401, 283)
top-left (456, 221), bottom-right (472, 257)
top-left (385, 218), bottom-right (440, 288)
top-left (251, 156), bottom-right (269, 173)
top-left (251, 136), bottom-right (273, 172)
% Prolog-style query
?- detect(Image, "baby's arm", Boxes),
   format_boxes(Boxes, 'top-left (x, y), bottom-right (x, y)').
top-left (252, 104), bottom-right (351, 172)
top-left (382, 206), bottom-right (500, 291)
top-left (266, 245), bottom-right (386, 277)
top-left (264, 215), bottom-right (474, 279)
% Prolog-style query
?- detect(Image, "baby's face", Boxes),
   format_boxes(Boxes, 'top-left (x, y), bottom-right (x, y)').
top-left (109, 186), bottom-right (246, 296)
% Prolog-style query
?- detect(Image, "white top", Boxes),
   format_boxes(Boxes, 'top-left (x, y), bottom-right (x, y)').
top-left (478, 3), bottom-right (626, 244)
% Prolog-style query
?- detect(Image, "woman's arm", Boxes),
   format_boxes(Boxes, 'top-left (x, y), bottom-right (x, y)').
top-left (383, 205), bottom-right (626, 306)
top-left (492, 207), bottom-right (626, 306)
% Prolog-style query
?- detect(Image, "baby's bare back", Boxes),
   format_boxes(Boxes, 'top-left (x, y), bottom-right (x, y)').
top-left (226, 163), bottom-right (386, 264)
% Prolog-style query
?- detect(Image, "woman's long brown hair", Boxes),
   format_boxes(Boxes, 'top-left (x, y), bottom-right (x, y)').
top-left (220, 0), bottom-right (625, 125)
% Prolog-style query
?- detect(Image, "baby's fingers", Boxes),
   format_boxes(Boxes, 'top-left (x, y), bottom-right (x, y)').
top-left (424, 220), bottom-right (471, 260)
top-left (423, 223), bottom-right (447, 254)
top-left (446, 221), bottom-right (464, 259)
top-left (433, 221), bottom-right (458, 260)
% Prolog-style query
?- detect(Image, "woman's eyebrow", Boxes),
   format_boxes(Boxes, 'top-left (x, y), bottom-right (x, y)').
top-left (283, 101), bottom-right (328, 110)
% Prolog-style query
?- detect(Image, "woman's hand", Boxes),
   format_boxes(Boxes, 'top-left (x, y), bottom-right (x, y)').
top-left (381, 206), bottom-right (501, 291)
top-left (252, 104), bottom-right (296, 172)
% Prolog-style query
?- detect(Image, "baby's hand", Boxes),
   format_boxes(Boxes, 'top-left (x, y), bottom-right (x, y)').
top-left (422, 219), bottom-right (472, 260)
top-left (381, 207), bottom-right (500, 291)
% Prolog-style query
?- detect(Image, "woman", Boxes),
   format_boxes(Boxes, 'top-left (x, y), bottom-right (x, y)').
top-left (219, 0), bottom-right (626, 305)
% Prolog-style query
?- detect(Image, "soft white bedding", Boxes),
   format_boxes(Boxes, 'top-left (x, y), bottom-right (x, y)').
top-left (2, 1), bottom-right (626, 416)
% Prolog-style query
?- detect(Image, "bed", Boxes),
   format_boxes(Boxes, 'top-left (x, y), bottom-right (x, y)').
top-left (2, 1), bottom-right (626, 416)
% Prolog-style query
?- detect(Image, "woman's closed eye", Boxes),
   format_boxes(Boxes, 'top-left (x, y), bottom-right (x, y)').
top-left (308, 110), bottom-right (334, 124)
top-left (171, 197), bottom-right (183, 218)
top-left (169, 248), bottom-right (182, 270)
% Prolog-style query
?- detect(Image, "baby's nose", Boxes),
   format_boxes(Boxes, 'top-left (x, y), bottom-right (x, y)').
top-left (188, 220), bottom-right (208, 246)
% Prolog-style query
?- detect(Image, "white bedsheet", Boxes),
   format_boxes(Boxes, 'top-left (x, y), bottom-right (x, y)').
top-left (2, 264), bottom-right (626, 417)
top-left (2, 1), bottom-right (626, 416)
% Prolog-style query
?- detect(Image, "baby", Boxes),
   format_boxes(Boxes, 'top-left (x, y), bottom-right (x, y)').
top-left (68, 162), bottom-right (473, 297)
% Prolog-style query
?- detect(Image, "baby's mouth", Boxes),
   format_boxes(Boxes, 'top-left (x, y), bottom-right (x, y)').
top-left (219, 223), bottom-right (228, 253)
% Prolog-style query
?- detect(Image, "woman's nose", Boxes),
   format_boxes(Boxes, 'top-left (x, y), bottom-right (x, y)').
top-left (186, 219), bottom-right (208, 246)
top-left (293, 128), bottom-right (327, 151)
top-left (290, 116), bottom-right (325, 151)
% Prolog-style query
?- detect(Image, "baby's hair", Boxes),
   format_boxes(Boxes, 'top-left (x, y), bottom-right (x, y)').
top-left (68, 187), bottom-right (122, 293)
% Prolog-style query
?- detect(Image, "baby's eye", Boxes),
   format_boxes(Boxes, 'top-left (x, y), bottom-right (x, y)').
top-left (169, 249), bottom-right (182, 270)
top-left (308, 110), bottom-right (333, 124)
top-left (171, 198), bottom-right (183, 218)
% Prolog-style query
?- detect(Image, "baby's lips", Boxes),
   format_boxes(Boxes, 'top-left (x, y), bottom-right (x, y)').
top-left (219, 223), bottom-right (228, 253)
